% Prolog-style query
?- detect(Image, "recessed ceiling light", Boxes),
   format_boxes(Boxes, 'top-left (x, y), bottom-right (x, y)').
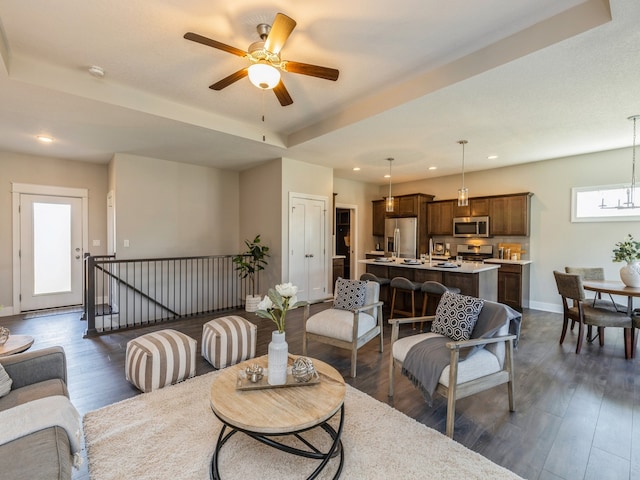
top-left (384, 174), bottom-right (390, 178)
top-left (428, 166), bottom-right (437, 170)
top-left (36, 135), bottom-right (54, 144)
top-left (88, 65), bottom-right (105, 78)
top-left (488, 155), bottom-right (498, 160)
top-left (353, 167), bottom-right (361, 171)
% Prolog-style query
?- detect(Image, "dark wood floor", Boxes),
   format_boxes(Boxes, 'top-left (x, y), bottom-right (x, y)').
top-left (3, 304), bottom-right (639, 480)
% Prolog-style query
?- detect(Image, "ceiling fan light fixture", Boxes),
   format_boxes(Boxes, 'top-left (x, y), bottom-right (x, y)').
top-left (248, 62), bottom-right (280, 90)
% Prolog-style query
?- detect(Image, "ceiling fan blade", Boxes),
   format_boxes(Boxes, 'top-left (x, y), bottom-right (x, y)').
top-left (184, 32), bottom-right (247, 57)
top-left (209, 68), bottom-right (249, 90)
top-left (264, 13), bottom-right (296, 55)
top-left (273, 81), bottom-right (293, 106)
top-left (283, 61), bottom-right (339, 81)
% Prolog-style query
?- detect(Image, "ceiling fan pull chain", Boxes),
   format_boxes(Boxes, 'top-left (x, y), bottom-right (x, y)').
top-left (262, 89), bottom-right (266, 142)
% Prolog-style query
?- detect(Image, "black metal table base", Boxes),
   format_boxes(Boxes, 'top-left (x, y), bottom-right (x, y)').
top-left (210, 404), bottom-right (345, 480)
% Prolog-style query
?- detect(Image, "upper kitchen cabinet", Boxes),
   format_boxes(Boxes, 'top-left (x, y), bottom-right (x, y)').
top-left (388, 193), bottom-right (434, 218)
top-left (489, 193), bottom-right (532, 236)
top-left (427, 200), bottom-right (454, 235)
top-left (372, 199), bottom-right (386, 236)
top-left (452, 197), bottom-right (490, 217)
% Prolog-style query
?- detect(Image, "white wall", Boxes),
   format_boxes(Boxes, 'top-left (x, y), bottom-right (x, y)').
top-left (109, 153), bottom-right (239, 258)
top-left (382, 147), bottom-right (639, 312)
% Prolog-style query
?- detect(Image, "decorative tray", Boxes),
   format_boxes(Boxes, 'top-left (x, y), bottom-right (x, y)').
top-left (374, 257), bottom-right (394, 263)
top-left (437, 262), bottom-right (458, 268)
top-left (236, 367), bottom-right (320, 391)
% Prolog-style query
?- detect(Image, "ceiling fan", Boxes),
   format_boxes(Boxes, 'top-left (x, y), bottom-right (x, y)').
top-left (184, 13), bottom-right (339, 106)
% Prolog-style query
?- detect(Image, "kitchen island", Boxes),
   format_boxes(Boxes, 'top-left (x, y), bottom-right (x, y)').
top-left (360, 258), bottom-right (499, 301)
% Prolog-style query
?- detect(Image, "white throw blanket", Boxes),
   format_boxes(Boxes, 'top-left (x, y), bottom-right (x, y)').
top-left (0, 395), bottom-right (83, 468)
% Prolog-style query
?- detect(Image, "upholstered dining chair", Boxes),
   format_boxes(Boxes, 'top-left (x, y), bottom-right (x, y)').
top-left (303, 278), bottom-right (383, 377)
top-left (388, 294), bottom-right (519, 438)
top-left (553, 271), bottom-right (632, 357)
top-left (564, 267), bottom-right (625, 313)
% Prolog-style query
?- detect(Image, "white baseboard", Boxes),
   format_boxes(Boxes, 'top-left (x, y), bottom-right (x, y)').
top-left (529, 301), bottom-right (563, 313)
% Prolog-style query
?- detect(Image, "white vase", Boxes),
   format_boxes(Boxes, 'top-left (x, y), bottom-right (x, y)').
top-left (245, 294), bottom-right (261, 312)
top-left (268, 331), bottom-right (288, 385)
top-left (620, 261), bottom-right (640, 287)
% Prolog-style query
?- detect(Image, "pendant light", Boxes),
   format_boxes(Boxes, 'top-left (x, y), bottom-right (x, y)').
top-left (600, 115), bottom-right (639, 209)
top-left (457, 140), bottom-right (469, 207)
top-left (385, 158), bottom-right (394, 212)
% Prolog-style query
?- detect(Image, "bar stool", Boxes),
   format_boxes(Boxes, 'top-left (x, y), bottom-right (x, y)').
top-left (389, 277), bottom-right (422, 324)
top-left (360, 273), bottom-right (390, 303)
top-left (419, 281), bottom-right (461, 331)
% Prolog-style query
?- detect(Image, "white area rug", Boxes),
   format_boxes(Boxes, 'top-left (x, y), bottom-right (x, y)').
top-left (84, 370), bottom-right (523, 479)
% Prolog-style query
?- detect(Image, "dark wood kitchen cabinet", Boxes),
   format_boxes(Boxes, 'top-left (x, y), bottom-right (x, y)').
top-left (489, 193), bottom-right (532, 236)
top-left (372, 200), bottom-right (386, 236)
top-left (495, 262), bottom-right (530, 311)
top-left (427, 200), bottom-right (454, 235)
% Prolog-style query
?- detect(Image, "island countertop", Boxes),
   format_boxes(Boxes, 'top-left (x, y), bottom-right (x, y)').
top-left (360, 258), bottom-right (498, 301)
top-left (359, 258), bottom-right (500, 274)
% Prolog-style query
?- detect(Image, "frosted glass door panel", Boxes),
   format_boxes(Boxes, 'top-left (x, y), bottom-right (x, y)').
top-left (33, 202), bottom-right (72, 294)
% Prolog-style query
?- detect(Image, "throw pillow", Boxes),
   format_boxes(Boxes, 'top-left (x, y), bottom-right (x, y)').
top-left (0, 363), bottom-right (12, 397)
top-left (431, 291), bottom-right (484, 341)
top-left (333, 278), bottom-right (367, 311)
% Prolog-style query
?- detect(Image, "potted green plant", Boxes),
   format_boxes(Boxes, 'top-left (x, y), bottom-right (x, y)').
top-left (233, 235), bottom-right (270, 311)
top-left (612, 234), bottom-right (640, 287)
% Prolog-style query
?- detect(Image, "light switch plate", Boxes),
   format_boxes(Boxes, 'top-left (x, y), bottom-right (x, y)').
top-left (124, 239), bottom-right (130, 247)
top-left (92, 239), bottom-right (100, 247)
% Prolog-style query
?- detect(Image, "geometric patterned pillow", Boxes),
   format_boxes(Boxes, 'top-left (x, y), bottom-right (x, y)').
top-left (333, 278), bottom-right (367, 311)
top-left (431, 292), bottom-right (484, 341)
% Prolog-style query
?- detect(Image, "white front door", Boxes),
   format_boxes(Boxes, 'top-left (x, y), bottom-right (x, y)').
top-left (289, 195), bottom-right (327, 302)
top-left (19, 193), bottom-right (84, 310)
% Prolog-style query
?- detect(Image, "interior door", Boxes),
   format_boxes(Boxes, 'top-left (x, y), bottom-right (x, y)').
top-left (289, 195), bottom-right (327, 302)
top-left (20, 194), bottom-right (84, 310)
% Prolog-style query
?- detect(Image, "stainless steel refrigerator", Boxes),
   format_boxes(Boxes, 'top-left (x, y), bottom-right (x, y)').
top-left (384, 217), bottom-right (417, 258)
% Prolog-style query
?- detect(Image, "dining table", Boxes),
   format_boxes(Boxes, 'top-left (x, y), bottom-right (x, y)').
top-left (583, 280), bottom-right (640, 358)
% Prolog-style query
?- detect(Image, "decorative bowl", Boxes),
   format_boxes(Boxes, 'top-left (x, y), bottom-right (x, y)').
top-left (0, 326), bottom-right (10, 346)
top-left (245, 364), bottom-right (264, 383)
top-left (292, 357), bottom-right (316, 383)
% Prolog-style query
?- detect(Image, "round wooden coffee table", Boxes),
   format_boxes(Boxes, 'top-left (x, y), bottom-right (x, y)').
top-left (0, 335), bottom-right (34, 357)
top-left (209, 354), bottom-right (346, 479)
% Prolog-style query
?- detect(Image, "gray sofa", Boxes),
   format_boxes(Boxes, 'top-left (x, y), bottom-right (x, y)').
top-left (0, 346), bottom-right (75, 480)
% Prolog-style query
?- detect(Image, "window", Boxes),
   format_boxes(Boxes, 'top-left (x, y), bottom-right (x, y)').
top-left (571, 184), bottom-right (640, 222)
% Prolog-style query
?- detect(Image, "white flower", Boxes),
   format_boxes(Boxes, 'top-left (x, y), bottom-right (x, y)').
top-left (276, 283), bottom-right (298, 298)
top-left (256, 295), bottom-right (273, 311)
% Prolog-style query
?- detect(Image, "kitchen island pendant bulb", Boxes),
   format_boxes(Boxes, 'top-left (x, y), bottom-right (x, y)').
top-left (458, 187), bottom-right (469, 207)
top-left (457, 140), bottom-right (469, 206)
top-left (386, 157), bottom-right (394, 212)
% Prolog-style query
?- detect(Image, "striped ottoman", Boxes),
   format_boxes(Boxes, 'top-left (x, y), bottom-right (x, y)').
top-left (202, 316), bottom-right (257, 369)
top-left (125, 329), bottom-right (196, 392)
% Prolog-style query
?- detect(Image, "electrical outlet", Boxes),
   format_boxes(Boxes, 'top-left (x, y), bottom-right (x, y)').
top-left (124, 239), bottom-right (130, 247)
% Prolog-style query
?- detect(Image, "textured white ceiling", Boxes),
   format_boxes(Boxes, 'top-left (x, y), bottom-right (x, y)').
top-left (0, 0), bottom-right (638, 185)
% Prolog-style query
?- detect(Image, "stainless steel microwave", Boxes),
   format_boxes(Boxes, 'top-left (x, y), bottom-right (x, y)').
top-left (453, 216), bottom-right (490, 237)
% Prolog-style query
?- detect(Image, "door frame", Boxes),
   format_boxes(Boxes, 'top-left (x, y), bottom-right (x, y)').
top-left (335, 202), bottom-right (358, 280)
top-left (11, 183), bottom-right (89, 314)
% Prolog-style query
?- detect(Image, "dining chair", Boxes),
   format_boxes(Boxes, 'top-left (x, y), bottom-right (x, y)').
top-left (553, 271), bottom-right (632, 357)
top-left (564, 267), bottom-right (625, 312)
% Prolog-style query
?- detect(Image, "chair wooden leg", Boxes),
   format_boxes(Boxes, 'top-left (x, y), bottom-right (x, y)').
top-left (576, 321), bottom-right (584, 354)
top-left (560, 316), bottom-right (569, 344)
top-left (505, 340), bottom-right (516, 412)
top-left (390, 289), bottom-right (397, 319)
top-left (350, 346), bottom-right (357, 378)
top-left (446, 383), bottom-right (457, 438)
top-left (598, 327), bottom-right (605, 347)
top-left (624, 327), bottom-right (632, 359)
